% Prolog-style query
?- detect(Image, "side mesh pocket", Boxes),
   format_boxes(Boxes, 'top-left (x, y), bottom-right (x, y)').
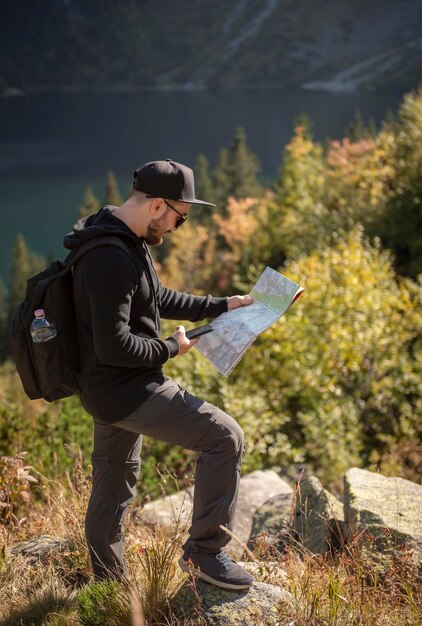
top-left (10, 305), bottom-right (42, 400)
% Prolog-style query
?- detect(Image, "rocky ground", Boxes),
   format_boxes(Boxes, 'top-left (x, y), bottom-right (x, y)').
top-left (7, 467), bottom-right (422, 624)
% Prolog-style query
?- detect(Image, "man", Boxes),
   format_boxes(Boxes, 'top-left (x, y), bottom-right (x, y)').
top-left (63, 159), bottom-right (255, 590)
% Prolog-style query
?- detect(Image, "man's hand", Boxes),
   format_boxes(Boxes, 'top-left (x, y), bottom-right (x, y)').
top-left (227, 295), bottom-right (254, 311)
top-left (172, 325), bottom-right (199, 355)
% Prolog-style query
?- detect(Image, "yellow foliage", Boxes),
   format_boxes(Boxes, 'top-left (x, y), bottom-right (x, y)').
top-left (159, 220), bottom-right (215, 293)
top-left (213, 195), bottom-right (270, 262)
top-left (214, 197), bottom-right (261, 248)
top-left (226, 228), bottom-right (422, 479)
top-left (286, 126), bottom-right (316, 158)
top-left (327, 133), bottom-right (395, 214)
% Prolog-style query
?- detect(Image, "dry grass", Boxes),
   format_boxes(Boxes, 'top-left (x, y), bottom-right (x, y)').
top-left (276, 539), bottom-right (422, 625)
top-left (0, 457), bottom-right (203, 625)
top-left (0, 457), bottom-right (421, 625)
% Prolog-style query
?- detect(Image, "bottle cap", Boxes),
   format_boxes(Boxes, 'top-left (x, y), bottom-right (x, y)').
top-left (34, 309), bottom-right (45, 318)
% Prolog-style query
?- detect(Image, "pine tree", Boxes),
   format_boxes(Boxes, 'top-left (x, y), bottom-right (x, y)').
top-left (294, 112), bottom-right (313, 138)
top-left (212, 128), bottom-right (262, 210)
top-left (227, 127), bottom-right (262, 199)
top-left (346, 110), bottom-right (366, 141)
top-left (346, 111), bottom-right (377, 141)
top-left (382, 108), bottom-right (397, 133)
top-left (30, 251), bottom-right (45, 276)
top-left (194, 154), bottom-right (214, 204)
top-left (7, 235), bottom-right (46, 324)
top-left (270, 123), bottom-right (328, 263)
top-left (7, 234), bottom-right (32, 321)
top-left (213, 148), bottom-right (232, 211)
top-left (381, 87), bottom-right (422, 277)
top-left (193, 154), bottom-right (215, 226)
top-left (0, 277), bottom-right (7, 361)
top-left (103, 171), bottom-right (122, 206)
top-left (367, 118), bottom-right (377, 138)
top-left (79, 186), bottom-right (100, 218)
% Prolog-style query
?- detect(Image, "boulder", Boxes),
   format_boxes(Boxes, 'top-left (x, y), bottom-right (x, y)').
top-left (229, 470), bottom-right (293, 558)
top-left (249, 476), bottom-right (344, 556)
top-left (136, 470), bottom-right (293, 558)
top-left (243, 560), bottom-right (288, 587)
top-left (171, 577), bottom-right (290, 626)
top-left (248, 492), bottom-right (294, 553)
top-left (8, 535), bottom-right (73, 564)
top-left (293, 475), bottom-right (344, 554)
top-left (344, 467), bottom-right (422, 572)
top-left (136, 486), bottom-right (194, 531)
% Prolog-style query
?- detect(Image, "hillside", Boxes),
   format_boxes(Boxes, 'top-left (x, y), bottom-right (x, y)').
top-left (1, 0), bottom-right (421, 94)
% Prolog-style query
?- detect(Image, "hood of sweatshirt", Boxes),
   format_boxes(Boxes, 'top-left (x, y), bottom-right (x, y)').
top-left (63, 205), bottom-right (146, 254)
top-left (63, 204), bottom-right (162, 337)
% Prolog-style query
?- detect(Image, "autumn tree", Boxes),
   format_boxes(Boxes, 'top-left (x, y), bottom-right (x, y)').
top-left (269, 117), bottom-right (396, 264)
top-left (213, 147), bottom-right (232, 211)
top-left (159, 219), bottom-right (218, 294)
top-left (0, 279), bottom-right (7, 361)
top-left (79, 186), bottom-right (100, 218)
top-left (7, 235), bottom-right (45, 323)
top-left (379, 86), bottom-right (422, 277)
top-left (194, 154), bottom-right (214, 206)
top-left (164, 227), bottom-right (421, 484)
top-left (226, 127), bottom-right (262, 199)
top-left (269, 124), bottom-right (328, 263)
top-left (212, 127), bottom-right (262, 210)
top-left (221, 227), bottom-right (422, 481)
top-left (346, 110), bottom-right (377, 141)
top-left (103, 171), bottom-right (122, 206)
top-left (212, 195), bottom-right (271, 291)
top-left (325, 132), bottom-right (394, 233)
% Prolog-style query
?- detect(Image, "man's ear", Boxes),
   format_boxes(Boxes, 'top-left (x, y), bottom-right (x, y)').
top-left (149, 198), bottom-right (165, 216)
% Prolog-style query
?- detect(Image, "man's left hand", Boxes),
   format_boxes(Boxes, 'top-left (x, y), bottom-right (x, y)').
top-left (227, 295), bottom-right (254, 311)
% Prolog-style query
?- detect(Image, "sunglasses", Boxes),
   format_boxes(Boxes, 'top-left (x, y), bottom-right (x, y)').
top-left (146, 195), bottom-right (188, 229)
top-left (163, 199), bottom-right (188, 229)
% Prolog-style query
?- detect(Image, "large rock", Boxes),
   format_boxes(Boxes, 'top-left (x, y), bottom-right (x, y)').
top-left (229, 470), bottom-right (293, 558)
top-left (8, 535), bottom-right (73, 564)
top-left (293, 475), bottom-right (344, 554)
top-left (137, 470), bottom-right (293, 558)
top-left (344, 468), bottom-right (422, 572)
top-left (137, 486), bottom-right (194, 530)
top-left (172, 577), bottom-right (290, 626)
top-left (249, 476), bottom-right (344, 556)
top-left (243, 560), bottom-right (288, 587)
top-left (248, 492), bottom-right (294, 553)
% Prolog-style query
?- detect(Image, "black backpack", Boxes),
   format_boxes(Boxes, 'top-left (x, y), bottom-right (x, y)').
top-left (10, 236), bottom-right (137, 402)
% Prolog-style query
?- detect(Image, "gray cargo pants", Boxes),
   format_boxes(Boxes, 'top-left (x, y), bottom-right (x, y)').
top-left (85, 379), bottom-right (245, 580)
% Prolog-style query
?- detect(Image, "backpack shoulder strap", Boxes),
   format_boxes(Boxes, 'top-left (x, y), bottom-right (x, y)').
top-left (65, 236), bottom-right (141, 281)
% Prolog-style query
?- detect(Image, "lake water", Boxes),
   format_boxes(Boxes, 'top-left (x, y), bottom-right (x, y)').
top-left (0, 89), bottom-right (404, 281)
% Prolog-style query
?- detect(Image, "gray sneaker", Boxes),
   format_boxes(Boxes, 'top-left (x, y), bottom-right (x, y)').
top-left (178, 550), bottom-right (255, 590)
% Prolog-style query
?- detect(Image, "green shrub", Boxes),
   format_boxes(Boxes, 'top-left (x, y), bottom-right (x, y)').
top-left (222, 228), bottom-right (422, 483)
top-left (77, 579), bottom-right (131, 626)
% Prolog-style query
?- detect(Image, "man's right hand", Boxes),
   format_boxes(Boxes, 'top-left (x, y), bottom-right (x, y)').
top-left (172, 325), bottom-right (199, 355)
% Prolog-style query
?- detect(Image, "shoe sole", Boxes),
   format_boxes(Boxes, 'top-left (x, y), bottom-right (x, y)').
top-left (178, 557), bottom-right (253, 590)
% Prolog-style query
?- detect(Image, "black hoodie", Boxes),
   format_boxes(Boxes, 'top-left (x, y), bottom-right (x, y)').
top-left (63, 206), bottom-right (227, 423)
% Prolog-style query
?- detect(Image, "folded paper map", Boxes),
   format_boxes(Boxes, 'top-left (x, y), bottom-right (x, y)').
top-left (195, 266), bottom-right (304, 376)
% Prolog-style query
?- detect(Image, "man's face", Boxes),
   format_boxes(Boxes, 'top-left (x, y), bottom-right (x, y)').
top-left (145, 199), bottom-right (190, 246)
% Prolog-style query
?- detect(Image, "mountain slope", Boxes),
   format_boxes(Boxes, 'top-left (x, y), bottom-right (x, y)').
top-left (1, 0), bottom-right (421, 93)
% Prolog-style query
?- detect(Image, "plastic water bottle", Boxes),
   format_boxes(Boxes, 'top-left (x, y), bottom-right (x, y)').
top-left (30, 309), bottom-right (58, 343)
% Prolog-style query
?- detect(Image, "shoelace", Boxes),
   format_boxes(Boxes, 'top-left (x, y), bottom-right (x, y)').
top-left (214, 551), bottom-right (234, 570)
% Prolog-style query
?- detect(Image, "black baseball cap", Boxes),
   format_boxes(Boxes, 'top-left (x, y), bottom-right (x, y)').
top-left (133, 159), bottom-right (216, 207)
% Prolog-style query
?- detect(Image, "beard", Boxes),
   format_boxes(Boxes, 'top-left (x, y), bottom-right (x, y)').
top-left (144, 215), bottom-right (169, 246)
